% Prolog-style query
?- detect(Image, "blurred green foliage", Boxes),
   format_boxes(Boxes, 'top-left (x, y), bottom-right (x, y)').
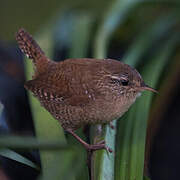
top-left (0, 0), bottom-right (180, 180)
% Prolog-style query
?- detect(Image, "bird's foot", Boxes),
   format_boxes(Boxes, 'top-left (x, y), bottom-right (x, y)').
top-left (66, 129), bottom-right (112, 153)
top-left (84, 140), bottom-right (113, 153)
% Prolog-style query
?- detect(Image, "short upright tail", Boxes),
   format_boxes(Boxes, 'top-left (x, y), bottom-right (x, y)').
top-left (16, 28), bottom-right (45, 64)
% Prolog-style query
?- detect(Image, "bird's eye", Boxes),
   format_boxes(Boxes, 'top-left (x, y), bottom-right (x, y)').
top-left (121, 79), bottom-right (129, 86)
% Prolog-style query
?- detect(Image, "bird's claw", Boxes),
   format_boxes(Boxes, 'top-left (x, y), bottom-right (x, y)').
top-left (85, 141), bottom-right (112, 153)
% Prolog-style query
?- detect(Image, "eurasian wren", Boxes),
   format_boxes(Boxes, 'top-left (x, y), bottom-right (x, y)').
top-left (16, 28), bottom-right (157, 152)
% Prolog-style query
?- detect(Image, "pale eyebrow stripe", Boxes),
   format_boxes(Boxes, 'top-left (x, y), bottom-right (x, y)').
top-left (106, 74), bottom-right (128, 81)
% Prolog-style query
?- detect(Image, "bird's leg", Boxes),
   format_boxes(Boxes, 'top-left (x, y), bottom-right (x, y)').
top-left (66, 129), bottom-right (112, 153)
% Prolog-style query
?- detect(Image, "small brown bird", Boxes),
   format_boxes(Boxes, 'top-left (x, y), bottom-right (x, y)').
top-left (16, 28), bottom-right (157, 152)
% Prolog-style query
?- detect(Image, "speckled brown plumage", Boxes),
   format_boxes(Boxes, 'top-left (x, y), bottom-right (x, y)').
top-left (16, 28), bottom-right (157, 152)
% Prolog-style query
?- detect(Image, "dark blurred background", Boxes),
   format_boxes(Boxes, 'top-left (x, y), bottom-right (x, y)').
top-left (0, 0), bottom-right (180, 180)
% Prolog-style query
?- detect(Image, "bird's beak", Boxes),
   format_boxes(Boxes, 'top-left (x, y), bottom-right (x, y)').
top-left (141, 84), bottom-right (158, 93)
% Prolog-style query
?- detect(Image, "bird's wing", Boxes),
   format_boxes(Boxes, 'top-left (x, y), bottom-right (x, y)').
top-left (24, 77), bottom-right (94, 107)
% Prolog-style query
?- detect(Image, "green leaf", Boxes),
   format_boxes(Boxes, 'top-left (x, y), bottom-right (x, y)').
top-left (69, 13), bottom-right (94, 58)
top-left (115, 35), bottom-right (178, 180)
top-left (0, 135), bottom-right (67, 150)
top-left (91, 122), bottom-right (116, 180)
top-left (93, 0), bottom-right (141, 58)
top-left (123, 14), bottom-right (178, 66)
top-left (0, 148), bottom-right (38, 170)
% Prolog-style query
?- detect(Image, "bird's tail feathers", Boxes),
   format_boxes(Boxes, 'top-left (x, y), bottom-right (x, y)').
top-left (16, 28), bottom-right (45, 64)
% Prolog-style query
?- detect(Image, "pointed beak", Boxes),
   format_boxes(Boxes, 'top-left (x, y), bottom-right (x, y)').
top-left (141, 84), bottom-right (158, 93)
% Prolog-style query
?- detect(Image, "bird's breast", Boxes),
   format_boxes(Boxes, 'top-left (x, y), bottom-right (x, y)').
top-left (107, 93), bottom-right (139, 121)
